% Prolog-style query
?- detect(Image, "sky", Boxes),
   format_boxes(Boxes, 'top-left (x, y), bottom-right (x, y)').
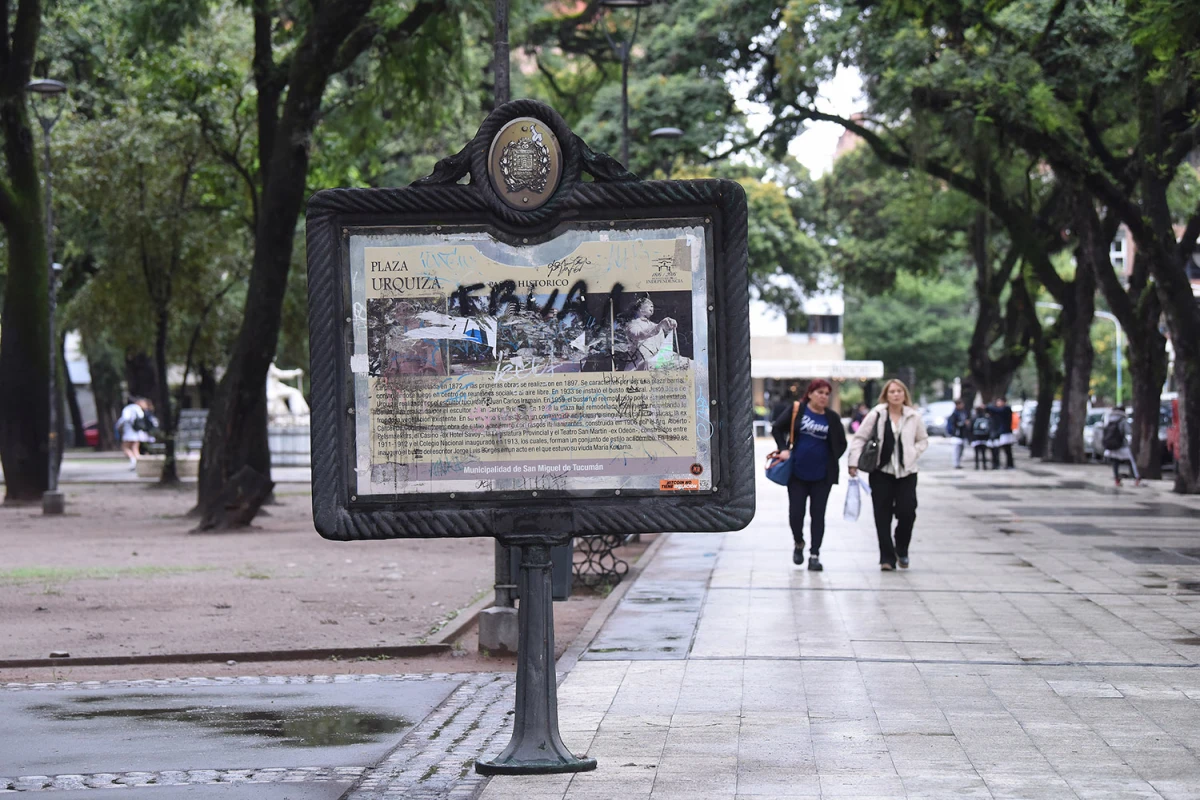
top-left (735, 66), bottom-right (865, 179)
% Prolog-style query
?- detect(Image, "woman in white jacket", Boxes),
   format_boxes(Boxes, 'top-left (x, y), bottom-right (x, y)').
top-left (847, 379), bottom-right (929, 570)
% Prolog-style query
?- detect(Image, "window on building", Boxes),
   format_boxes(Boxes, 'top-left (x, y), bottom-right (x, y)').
top-left (808, 315), bottom-right (842, 334)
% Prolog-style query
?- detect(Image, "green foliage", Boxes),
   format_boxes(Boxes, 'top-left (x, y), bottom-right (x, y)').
top-left (821, 147), bottom-right (974, 294)
top-left (844, 270), bottom-right (975, 395)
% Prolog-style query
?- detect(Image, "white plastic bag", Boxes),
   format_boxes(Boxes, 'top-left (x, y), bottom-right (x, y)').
top-left (843, 476), bottom-right (870, 521)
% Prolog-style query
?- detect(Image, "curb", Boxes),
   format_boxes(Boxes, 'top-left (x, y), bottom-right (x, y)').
top-left (0, 644), bottom-right (450, 670)
top-left (556, 533), bottom-right (669, 676)
top-left (434, 590), bottom-right (501, 646)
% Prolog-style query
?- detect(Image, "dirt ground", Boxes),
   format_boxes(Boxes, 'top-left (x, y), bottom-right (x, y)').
top-left (0, 483), bottom-right (646, 683)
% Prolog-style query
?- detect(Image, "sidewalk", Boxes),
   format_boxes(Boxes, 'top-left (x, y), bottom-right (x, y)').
top-left (4, 439), bottom-right (1200, 798)
top-left (480, 439), bottom-right (1200, 800)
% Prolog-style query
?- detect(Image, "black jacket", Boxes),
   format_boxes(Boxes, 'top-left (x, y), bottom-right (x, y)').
top-left (987, 404), bottom-right (1013, 436)
top-left (771, 401), bottom-right (849, 485)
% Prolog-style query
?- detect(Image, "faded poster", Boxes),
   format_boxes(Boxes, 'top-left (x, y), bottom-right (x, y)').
top-left (346, 223), bottom-right (713, 497)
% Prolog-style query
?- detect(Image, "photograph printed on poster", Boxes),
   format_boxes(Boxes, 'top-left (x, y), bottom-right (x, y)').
top-left (613, 290), bottom-right (694, 372)
top-left (446, 283), bottom-right (614, 375)
top-left (366, 297), bottom-right (449, 377)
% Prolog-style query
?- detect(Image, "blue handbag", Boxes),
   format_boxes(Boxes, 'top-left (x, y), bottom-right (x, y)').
top-left (765, 401), bottom-right (800, 486)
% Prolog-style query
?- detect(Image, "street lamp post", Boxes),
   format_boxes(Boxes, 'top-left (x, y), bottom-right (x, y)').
top-left (28, 78), bottom-right (68, 516)
top-left (649, 126), bottom-right (683, 178)
top-left (599, 0), bottom-right (651, 168)
top-left (1037, 301), bottom-right (1123, 405)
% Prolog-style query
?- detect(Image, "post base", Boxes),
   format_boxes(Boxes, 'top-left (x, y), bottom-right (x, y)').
top-left (475, 755), bottom-right (597, 776)
top-left (42, 491), bottom-right (65, 515)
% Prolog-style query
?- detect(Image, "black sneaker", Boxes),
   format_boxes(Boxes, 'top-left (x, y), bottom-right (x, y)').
top-left (792, 546), bottom-right (804, 565)
top-left (898, 557), bottom-right (910, 569)
top-left (808, 556), bottom-right (823, 572)
top-left (880, 563), bottom-right (895, 571)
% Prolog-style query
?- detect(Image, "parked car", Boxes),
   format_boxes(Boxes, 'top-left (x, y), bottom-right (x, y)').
top-left (1020, 400), bottom-right (1060, 447)
top-left (83, 421), bottom-right (100, 448)
top-left (1084, 409), bottom-right (1112, 459)
top-left (922, 400), bottom-right (958, 436)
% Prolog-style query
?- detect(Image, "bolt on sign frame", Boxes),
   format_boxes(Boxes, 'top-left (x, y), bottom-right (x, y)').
top-left (306, 100), bottom-right (753, 774)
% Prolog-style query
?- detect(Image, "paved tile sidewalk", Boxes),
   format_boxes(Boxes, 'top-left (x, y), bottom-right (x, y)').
top-left (480, 440), bottom-right (1200, 800)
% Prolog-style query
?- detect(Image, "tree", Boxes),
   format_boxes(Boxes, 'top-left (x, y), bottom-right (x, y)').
top-left (750, 0), bottom-right (1136, 463)
top-left (820, 146), bottom-right (1054, 406)
top-left (844, 270), bottom-right (974, 397)
top-left (0, 0), bottom-right (51, 503)
top-left (176, 0), bottom-right (477, 527)
top-left (837, 0), bottom-right (1200, 488)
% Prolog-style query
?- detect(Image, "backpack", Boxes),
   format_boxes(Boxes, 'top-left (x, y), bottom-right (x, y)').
top-left (133, 411), bottom-right (153, 433)
top-left (971, 416), bottom-right (991, 439)
top-left (1101, 418), bottom-right (1125, 451)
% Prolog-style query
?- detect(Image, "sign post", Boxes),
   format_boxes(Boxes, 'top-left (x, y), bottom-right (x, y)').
top-left (305, 100), bottom-right (753, 775)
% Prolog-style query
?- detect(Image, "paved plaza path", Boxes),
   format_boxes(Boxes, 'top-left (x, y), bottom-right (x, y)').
top-left (5, 439), bottom-right (1200, 798)
top-left (481, 440), bottom-right (1200, 800)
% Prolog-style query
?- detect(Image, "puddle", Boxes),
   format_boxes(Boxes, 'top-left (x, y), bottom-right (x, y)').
top-left (30, 698), bottom-right (409, 747)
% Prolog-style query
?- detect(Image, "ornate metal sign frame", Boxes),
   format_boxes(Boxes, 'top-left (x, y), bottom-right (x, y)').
top-left (306, 100), bottom-right (754, 544)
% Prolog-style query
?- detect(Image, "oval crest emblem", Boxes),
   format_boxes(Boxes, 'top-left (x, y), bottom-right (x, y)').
top-left (487, 118), bottom-right (563, 211)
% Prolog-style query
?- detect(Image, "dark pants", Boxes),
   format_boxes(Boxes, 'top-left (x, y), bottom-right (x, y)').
top-left (868, 471), bottom-right (918, 566)
top-left (992, 444), bottom-right (1014, 468)
top-left (787, 477), bottom-right (832, 555)
top-left (973, 445), bottom-right (989, 469)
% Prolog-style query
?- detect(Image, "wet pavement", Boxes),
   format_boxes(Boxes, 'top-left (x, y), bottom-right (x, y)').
top-left (479, 439), bottom-right (1200, 800)
top-left (1, 676), bottom-right (459, 797)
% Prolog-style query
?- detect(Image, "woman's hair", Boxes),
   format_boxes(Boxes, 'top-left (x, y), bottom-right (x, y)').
top-left (803, 379), bottom-right (833, 402)
top-left (629, 294), bottom-right (654, 315)
top-left (876, 378), bottom-right (913, 407)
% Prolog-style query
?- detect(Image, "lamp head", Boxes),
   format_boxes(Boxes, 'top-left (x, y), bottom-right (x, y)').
top-left (27, 79), bottom-right (67, 96)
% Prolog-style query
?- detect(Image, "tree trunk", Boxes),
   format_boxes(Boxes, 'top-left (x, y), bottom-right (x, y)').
top-left (85, 337), bottom-right (124, 451)
top-left (1049, 260), bottom-right (1095, 464)
top-left (155, 309), bottom-right (179, 485)
top-left (1127, 346), bottom-right (1165, 478)
top-left (1161, 297), bottom-right (1200, 492)
top-left (1044, 205), bottom-right (1096, 465)
top-left (1083, 201), bottom-right (1167, 481)
top-left (197, 43), bottom-right (336, 524)
top-left (1028, 328), bottom-right (1060, 459)
top-left (0, 222), bottom-right (50, 503)
top-left (966, 224), bottom-right (1027, 407)
top-left (61, 332), bottom-right (86, 448)
top-left (1123, 294), bottom-right (1167, 480)
top-left (1139, 210), bottom-right (1200, 492)
top-left (125, 351), bottom-right (157, 400)
top-left (198, 362), bottom-right (217, 408)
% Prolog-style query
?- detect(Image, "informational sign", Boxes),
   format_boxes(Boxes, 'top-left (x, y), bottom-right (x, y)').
top-left (306, 101), bottom-right (753, 541)
top-left (346, 222), bottom-right (714, 499)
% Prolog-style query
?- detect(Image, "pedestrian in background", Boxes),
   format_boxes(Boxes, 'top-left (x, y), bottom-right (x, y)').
top-left (848, 379), bottom-right (929, 571)
top-left (849, 403), bottom-right (869, 434)
top-left (988, 396), bottom-right (1016, 469)
top-left (118, 397), bottom-right (154, 471)
top-left (1102, 405), bottom-right (1141, 487)
top-left (772, 379), bottom-right (848, 571)
top-left (970, 406), bottom-right (992, 469)
top-left (947, 399), bottom-right (970, 469)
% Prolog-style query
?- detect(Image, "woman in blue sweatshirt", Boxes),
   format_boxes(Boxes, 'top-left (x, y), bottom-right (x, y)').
top-left (771, 379), bottom-right (849, 571)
